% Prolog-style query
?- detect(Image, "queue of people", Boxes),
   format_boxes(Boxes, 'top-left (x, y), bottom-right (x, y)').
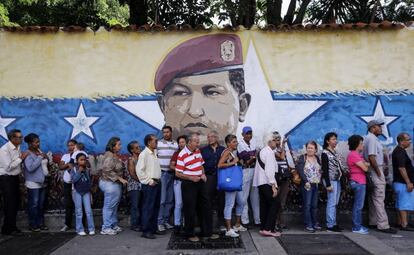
top-left (0, 119), bottom-right (413, 241)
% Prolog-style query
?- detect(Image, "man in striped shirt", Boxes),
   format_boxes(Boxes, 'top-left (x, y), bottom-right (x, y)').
top-left (176, 134), bottom-right (218, 242)
top-left (157, 126), bottom-right (178, 232)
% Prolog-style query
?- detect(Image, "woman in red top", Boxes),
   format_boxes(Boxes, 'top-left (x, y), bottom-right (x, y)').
top-left (347, 135), bottom-right (369, 234)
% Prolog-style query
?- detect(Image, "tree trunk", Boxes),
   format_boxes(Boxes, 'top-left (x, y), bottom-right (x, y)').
top-left (267, 0), bottom-right (283, 25)
top-left (293, 0), bottom-right (311, 24)
top-left (283, 0), bottom-right (296, 24)
top-left (129, 0), bottom-right (148, 26)
top-left (238, 0), bottom-right (256, 28)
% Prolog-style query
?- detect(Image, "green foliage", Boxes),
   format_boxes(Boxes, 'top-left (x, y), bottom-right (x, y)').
top-left (0, 0), bottom-right (412, 27)
top-left (0, 0), bottom-right (129, 27)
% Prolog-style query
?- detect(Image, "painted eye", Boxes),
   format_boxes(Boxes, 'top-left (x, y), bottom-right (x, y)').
top-left (173, 90), bottom-right (190, 96)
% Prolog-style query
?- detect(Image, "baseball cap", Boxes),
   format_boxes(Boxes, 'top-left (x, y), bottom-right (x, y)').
top-left (367, 119), bottom-right (385, 129)
top-left (242, 126), bottom-right (252, 134)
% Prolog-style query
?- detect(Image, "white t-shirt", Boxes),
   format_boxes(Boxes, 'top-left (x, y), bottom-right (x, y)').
top-left (61, 153), bottom-right (72, 183)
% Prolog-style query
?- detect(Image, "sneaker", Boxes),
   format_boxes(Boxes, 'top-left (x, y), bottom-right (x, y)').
top-left (225, 229), bottom-right (239, 238)
top-left (158, 224), bottom-right (166, 232)
top-left (77, 231), bottom-right (87, 236)
top-left (164, 223), bottom-right (174, 230)
top-left (304, 227), bottom-right (315, 233)
top-left (112, 226), bottom-right (122, 233)
top-left (219, 225), bottom-right (227, 232)
top-left (89, 231), bottom-right (95, 236)
top-left (60, 225), bottom-right (70, 232)
top-left (233, 225), bottom-right (248, 232)
top-left (313, 224), bottom-right (322, 231)
top-left (100, 228), bottom-right (117, 235)
top-left (378, 228), bottom-right (397, 234)
top-left (208, 234), bottom-right (220, 240)
top-left (173, 226), bottom-right (181, 235)
top-left (352, 227), bottom-right (369, 235)
top-left (327, 226), bottom-right (341, 233)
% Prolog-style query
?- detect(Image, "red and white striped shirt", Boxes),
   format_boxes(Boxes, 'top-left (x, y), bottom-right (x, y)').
top-left (176, 146), bottom-right (205, 176)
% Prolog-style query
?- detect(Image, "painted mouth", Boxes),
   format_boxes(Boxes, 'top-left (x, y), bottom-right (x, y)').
top-left (184, 122), bottom-right (208, 128)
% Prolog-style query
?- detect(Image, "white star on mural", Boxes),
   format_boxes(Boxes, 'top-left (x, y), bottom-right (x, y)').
top-left (64, 103), bottom-right (99, 140)
top-left (360, 99), bottom-right (399, 139)
top-left (0, 113), bottom-right (15, 140)
top-left (113, 42), bottom-right (328, 145)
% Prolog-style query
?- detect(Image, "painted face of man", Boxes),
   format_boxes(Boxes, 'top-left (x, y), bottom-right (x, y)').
top-left (159, 71), bottom-right (250, 144)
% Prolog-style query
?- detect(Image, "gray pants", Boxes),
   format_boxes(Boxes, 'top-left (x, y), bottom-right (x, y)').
top-left (368, 167), bottom-right (390, 229)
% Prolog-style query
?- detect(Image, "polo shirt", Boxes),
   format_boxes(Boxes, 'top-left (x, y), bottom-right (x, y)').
top-left (363, 132), bottom-right (384, 166)
top-left (157, 139), bottom-right (178, 171)
top-left (200, 144), bottom-right (225, 175)
top-left (176, 146), bottom-right (205, 176)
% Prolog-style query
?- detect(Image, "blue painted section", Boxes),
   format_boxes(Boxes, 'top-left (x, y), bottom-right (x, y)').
top-left (0, 93), bottom-right (413, 153)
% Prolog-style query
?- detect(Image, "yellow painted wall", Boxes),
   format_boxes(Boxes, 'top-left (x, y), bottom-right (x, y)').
top-left (0, 28), bottom-right (413, 98)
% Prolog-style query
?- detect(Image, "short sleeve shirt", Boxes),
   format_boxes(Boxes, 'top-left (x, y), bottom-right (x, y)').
top-left (392, 146), bottom-right (414, 184)
top-left (61, 153), bottom-right (72, 183)
top-left (176, 146), bottom-right (205, 176)
top-left (363, 132), bottom-right (384, 166)
top-left (347, 150), bottom-right (366, 184)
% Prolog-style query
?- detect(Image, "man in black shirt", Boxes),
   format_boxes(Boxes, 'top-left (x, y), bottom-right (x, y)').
top-left (392, 132), bottom-right (414, 231)
top-left (200, 131), bottom-right (225, 230)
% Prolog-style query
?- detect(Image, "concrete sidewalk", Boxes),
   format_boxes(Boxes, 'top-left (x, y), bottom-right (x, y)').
top-left (47, 227), bottom-right (414, 255)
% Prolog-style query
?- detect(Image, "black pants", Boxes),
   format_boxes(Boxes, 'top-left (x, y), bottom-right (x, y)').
top-left (258, 184), bottom-right (279, 232)
top-left (63, 182), bottom-right (74, 228)
top-left (0, 175), bottom-right (20, 234)
top-left (181, 180), bottom-right (212, 237)
top-left (205, 174), bottom-right (224, 226)
top-left (141, 183), bottom-right (161, 235)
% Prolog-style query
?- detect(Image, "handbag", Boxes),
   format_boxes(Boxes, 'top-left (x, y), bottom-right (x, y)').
top-left (217, 165), bottom-right (243, 191)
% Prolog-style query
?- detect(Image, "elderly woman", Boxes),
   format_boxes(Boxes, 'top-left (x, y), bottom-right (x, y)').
top-left (253, 132), bottom-right (280, 237)
top-left (99, 137), bottom-right (127, 235)
top-left (297, 141), bottom-right (322, 233)
top-left (23, 133), bottom-right (49, 232)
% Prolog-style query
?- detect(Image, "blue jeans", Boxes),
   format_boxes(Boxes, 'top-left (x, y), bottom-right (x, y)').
top-left (173, 180), bottom-right (183, 226)
top-left (27, 188), bottom-right (46, 228)
top-left (73, 191), bottom-right (95, 233)
top-left (158, 171), bottom-right (174, 225)
top-left (302, 184), bottom-right (319, 228)
top-left (129, 190), bottom-right (142, 228)
top-left (99, 179), bottom-right (122, 230)
top-left (350, 181), bottom-right (366, 230)
top-left (141, 183), bottom-right (161, 235)
top-left (224, 190), bottom-right (245, 220)
top-left (326, 180), bottom-right (341, 228)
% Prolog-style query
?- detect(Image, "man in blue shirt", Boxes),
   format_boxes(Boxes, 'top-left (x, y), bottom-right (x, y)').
top-left (200, 131), bottom-right (225, 229)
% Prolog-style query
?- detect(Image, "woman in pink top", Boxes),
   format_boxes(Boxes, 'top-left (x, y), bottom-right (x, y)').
top-left (347, 135), bottom-right (369, 234)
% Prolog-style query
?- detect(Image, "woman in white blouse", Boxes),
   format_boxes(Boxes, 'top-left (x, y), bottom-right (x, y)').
top-left (253, 132), bottom-right (280, 237)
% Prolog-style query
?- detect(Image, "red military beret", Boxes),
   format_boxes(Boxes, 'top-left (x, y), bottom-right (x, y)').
top-left (154, 34), bottom-right (243, 91)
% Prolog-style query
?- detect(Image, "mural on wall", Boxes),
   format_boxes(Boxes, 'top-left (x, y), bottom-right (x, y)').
top-left (0, 32), bottom-right (412, 153)
top-left (0, 29), bottom-right (413, 210)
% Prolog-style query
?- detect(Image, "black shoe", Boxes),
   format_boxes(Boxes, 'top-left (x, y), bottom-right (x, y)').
top-left (130, 226), bottom-right (141, 232)
top-left (173, 226), bottom-right (181, 235)
top-left (326, 226), bottom-right (342, 233)
top-left (155, 230), bottom-right (166, 235)
top-left (40, 225), bottom-right (49, 231)
top-left (399, 226), bottom-right (414, 232)
top-left (141, 233), bottom-right (156, 239)
top-left (368, 225), bottom-right (377, 229)
top-left (334, 225), bottom-right (344, 231)
top-left (11, 229), bottom-right (24, 236)
top-left (29, 227), bottom-right (40, 232)
top-left (378, 228), bottom-right (398, 234)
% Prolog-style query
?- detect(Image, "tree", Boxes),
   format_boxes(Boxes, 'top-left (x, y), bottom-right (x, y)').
top-left (211, 0), bottom-right (256, 28)
top-left (128, 0), bottom-right (148, 26)
top-left (256, 0), bottom-right (313, 26)
top-left (306, 0), bottom-right (414, 24)
top-left (0, 0), bottom-right (129, 27)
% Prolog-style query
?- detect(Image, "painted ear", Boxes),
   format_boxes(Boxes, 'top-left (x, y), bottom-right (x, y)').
top-left (238, 92), bottom-right (251, 122)
top-left (157, 94), bottom-right (166, 115)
